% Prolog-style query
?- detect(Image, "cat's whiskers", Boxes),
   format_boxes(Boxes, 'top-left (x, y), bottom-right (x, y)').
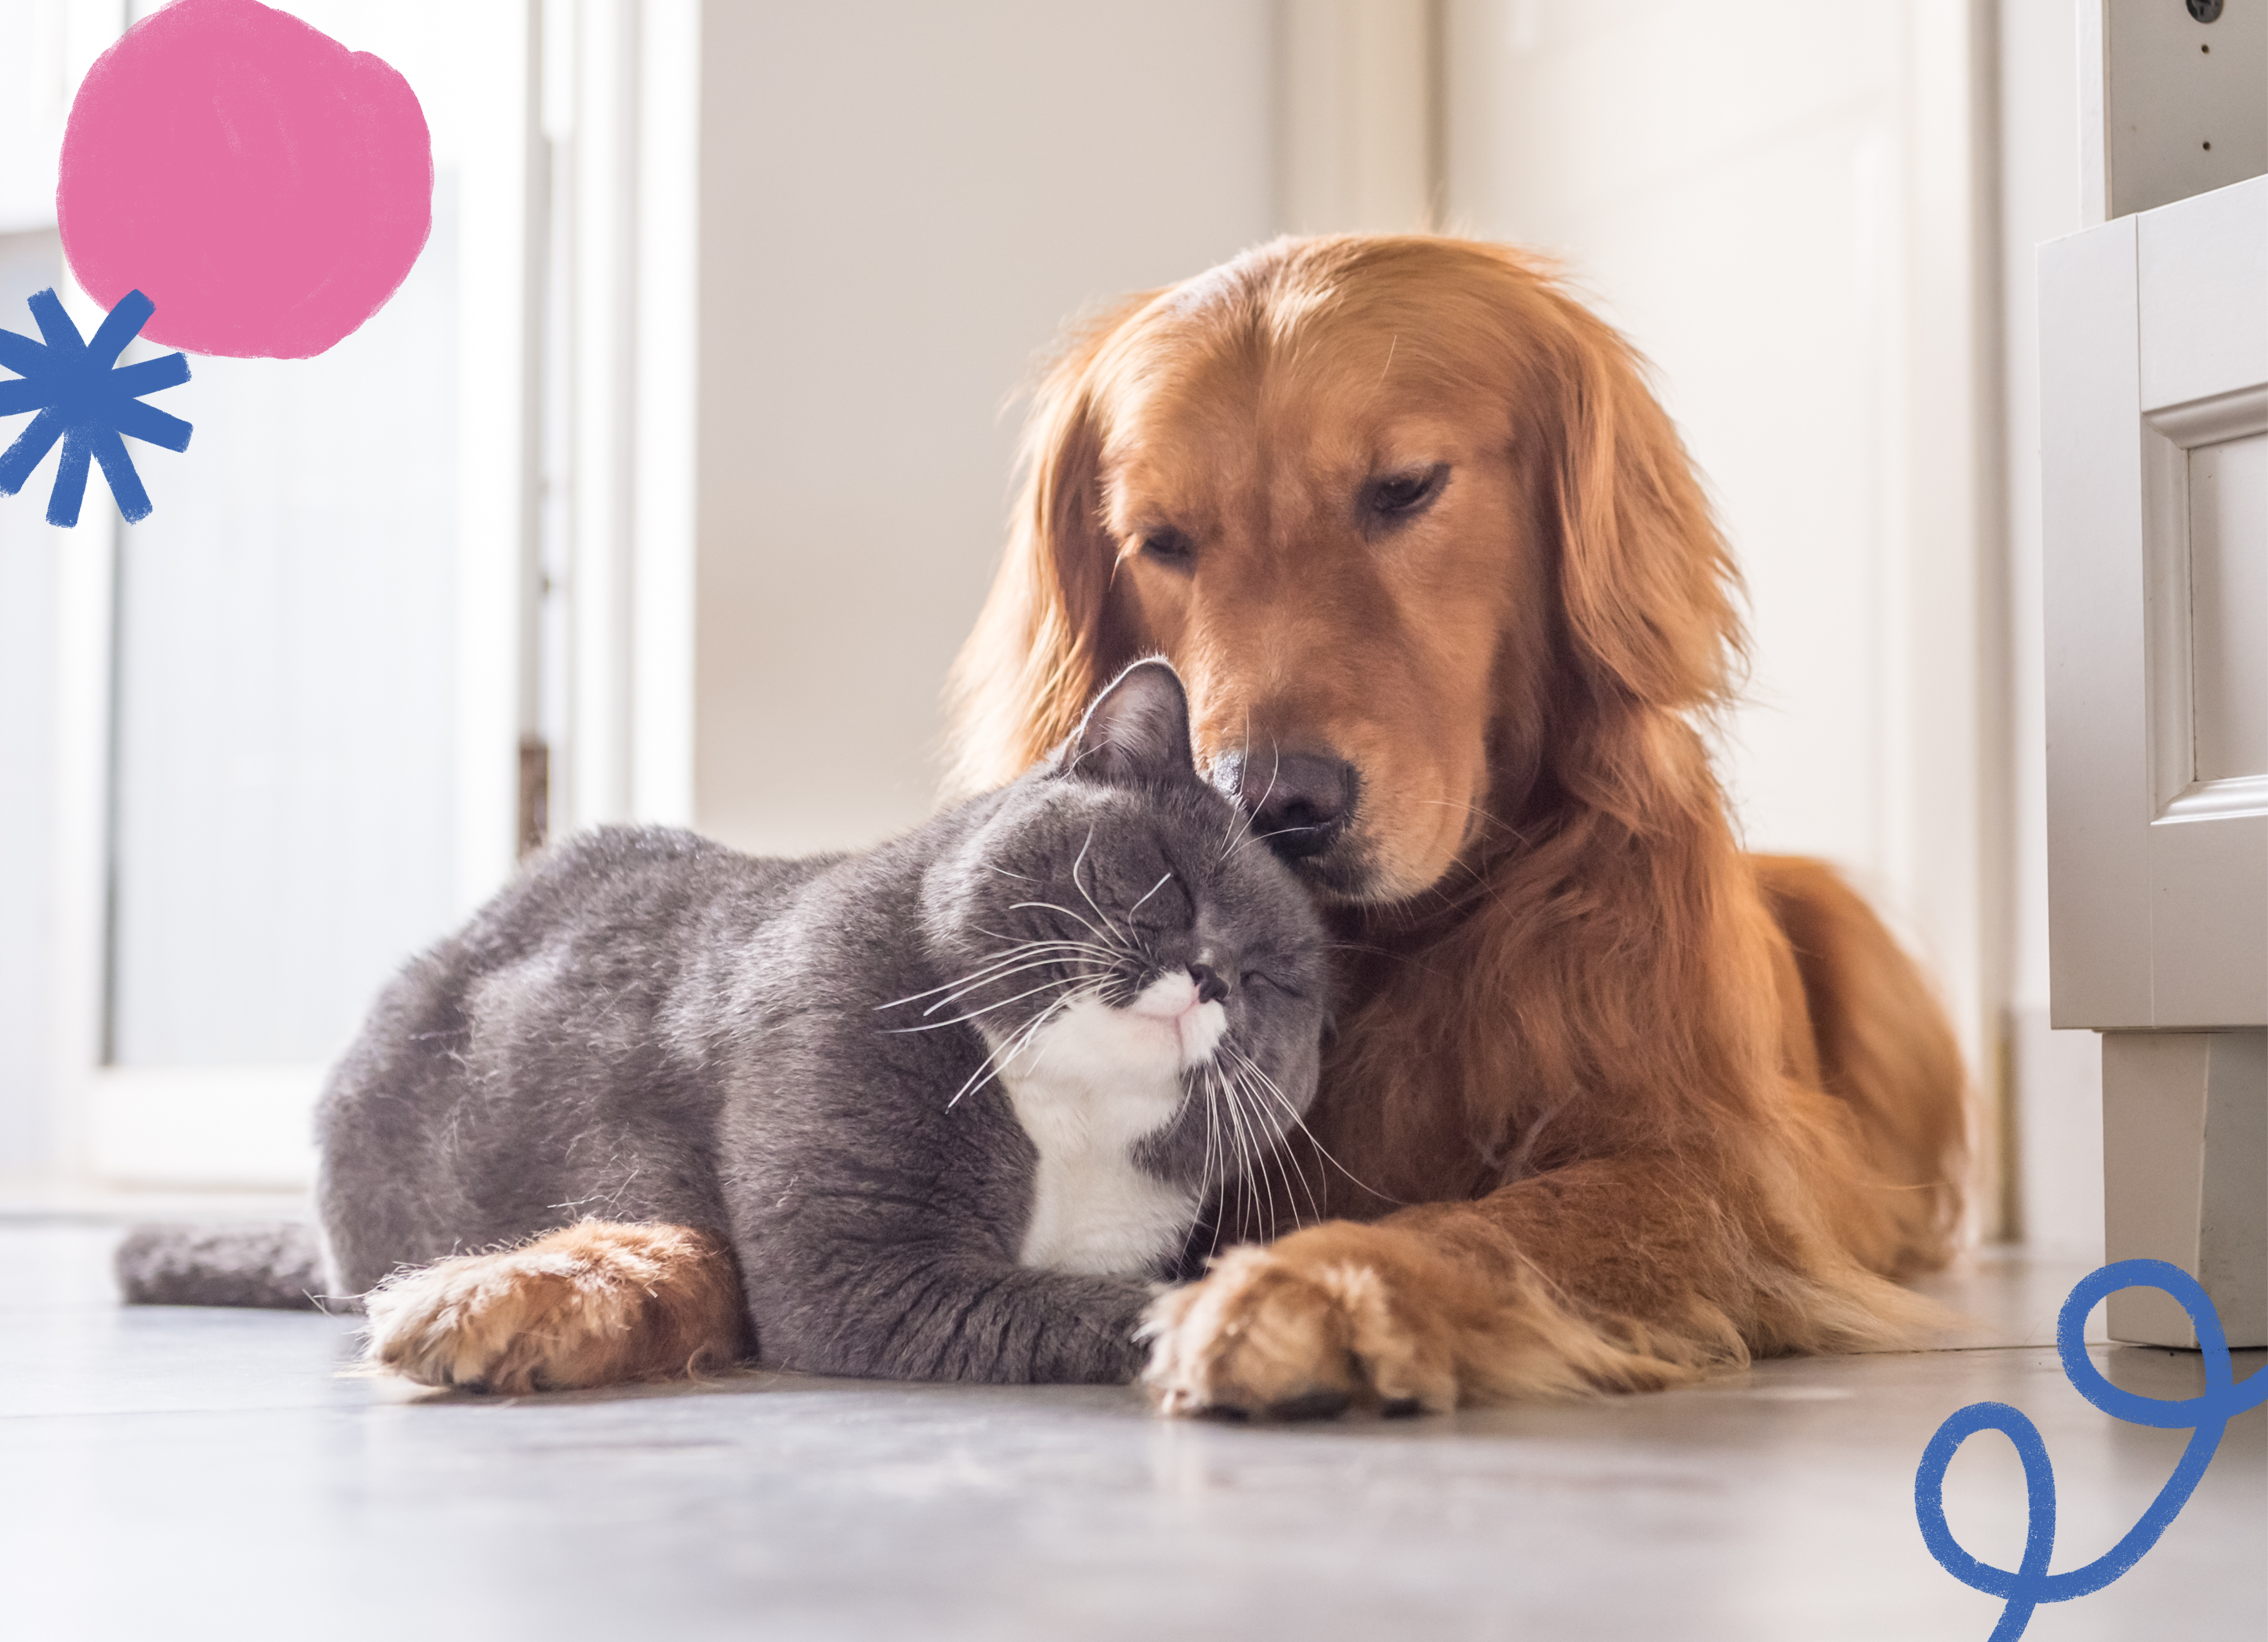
top-left (1007, 899), bottom-right (1126, 955)
top-left (875, 939), bottom-right (1110, 1012)
top-left (1196, 1062), bottom-right (1227, 1262)
top-left (945, 1001), bottom-right (1046, 1111)
top-left (975, 930), bottom-right (1121, 959)
top-left (1215, 1051), bottom-right (1279, 1245)
top-left (886, 973), bottom-right (1094, 1034)
top-left (1215, 707), bottom-right (1257, 858)
top-left (1220, 1052), bottom-right (1315, 1230)
top-left (1218, 741), bottom-right (1283, 864)
top-left (1069, 827), bottom-right (1130, 949)
top-left (1125, 871), bottom-right (1173, 924)
top-left (1205, 1061), bottom-right (1250, 1260)
top-left (1207, 1066), bottom-right (1261, 1242)
top-left (912, 952), bottom-right (1107, 1018)
top-left (1240, 1062), bottom-right (1313, 1236)
top-left (1227, 1072), bottom-right (1268, 1242)
top-left (997, 979), bottom-right (1105, 1080)
top-left (943, 980), bottom-right (1104, 1111)
top-left (1225, 819), bottom-right (1317, 864)
top-left (1221, 1040), bottom-right (1404, 1208)
top-left (1251, 1066), bottom-right (1324, 1229)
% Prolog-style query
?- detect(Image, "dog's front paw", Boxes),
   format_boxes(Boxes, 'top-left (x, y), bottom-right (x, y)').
top-left (363, 1221), bottom-right (739, 1394)
top-left (1140, 1224), bottom-right (1464, 1420)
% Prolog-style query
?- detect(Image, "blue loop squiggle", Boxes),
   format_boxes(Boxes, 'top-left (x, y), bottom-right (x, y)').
top-left (1912, 1259), bottom-right (2268, 1641)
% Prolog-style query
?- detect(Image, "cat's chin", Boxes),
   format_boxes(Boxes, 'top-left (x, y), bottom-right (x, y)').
top-left (1124, 971), bottom-right (1227, 1068)
top-left (992, 987), bottom-right (1205, 1278)
top-left (1001, 984), bottom-right (1215, 1093)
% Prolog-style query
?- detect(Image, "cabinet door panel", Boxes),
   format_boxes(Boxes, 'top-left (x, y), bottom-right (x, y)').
top-left (2046, 175), bottom-right (2268, 1030)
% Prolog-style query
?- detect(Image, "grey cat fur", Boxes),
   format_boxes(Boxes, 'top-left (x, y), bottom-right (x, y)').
top-left (125, 661), bottom-right (1327, 1387)
top-left (115, 1222), bottom-right (325, 1309)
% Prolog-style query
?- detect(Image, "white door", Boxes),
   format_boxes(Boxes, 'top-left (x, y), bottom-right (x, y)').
top-left (0, 1), bottom-right (541, 1193)
top-left (2042, 173), bottom-right (2268, 1347)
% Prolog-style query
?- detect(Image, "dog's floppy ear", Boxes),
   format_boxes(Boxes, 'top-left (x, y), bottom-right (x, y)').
top-left (1061, 658), bottom-right (1197, 786)
top-left (945, 294), bottom-right (1156, 798)
top-left (1545, 300), bottom-right (1745, 713)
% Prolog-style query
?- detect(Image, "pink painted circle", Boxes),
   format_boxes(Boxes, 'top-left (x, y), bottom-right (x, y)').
top-left (58, 0), bottom-right (432, 361)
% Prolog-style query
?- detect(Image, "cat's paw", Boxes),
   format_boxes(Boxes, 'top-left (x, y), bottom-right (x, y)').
top-left (362, 1221), bottom-right (743, 1394)
top-left (1139, 1223), bottom-right (1464, 1419)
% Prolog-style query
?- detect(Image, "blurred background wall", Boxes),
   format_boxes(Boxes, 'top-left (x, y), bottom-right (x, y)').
top-left (691, 1), bottom-right (1275, 858)
top-left (3, 0), bottom-right (2221, 1259)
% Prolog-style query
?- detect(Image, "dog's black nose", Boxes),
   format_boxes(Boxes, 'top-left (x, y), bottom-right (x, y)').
top-left (1221, 750), bottom-right (1356, 862)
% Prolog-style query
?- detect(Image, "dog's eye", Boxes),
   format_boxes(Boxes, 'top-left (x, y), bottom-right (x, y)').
top-left (1140, 526), bottom-right (1196, 570)
top-left (1365, 464), bottom-right (1448, 521)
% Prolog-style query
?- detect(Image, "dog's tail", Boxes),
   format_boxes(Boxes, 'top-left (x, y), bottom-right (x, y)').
top-left (115, 1222), bottom-right (330, 1310)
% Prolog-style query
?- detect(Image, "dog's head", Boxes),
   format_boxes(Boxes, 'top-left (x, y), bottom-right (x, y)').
top-left (952, 236), bottom-right (1744, 908)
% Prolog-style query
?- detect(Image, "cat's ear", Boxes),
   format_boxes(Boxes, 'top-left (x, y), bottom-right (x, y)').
top-left (1062, 658), bottom-right (1198, 786)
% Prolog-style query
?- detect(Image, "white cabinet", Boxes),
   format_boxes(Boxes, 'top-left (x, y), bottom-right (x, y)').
top-left (2043, 174), bottom-right (2268, 1347)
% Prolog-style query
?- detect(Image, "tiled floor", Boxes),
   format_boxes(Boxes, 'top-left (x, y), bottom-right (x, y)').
top-left (0, 1222), bottom-right (2259, 1641)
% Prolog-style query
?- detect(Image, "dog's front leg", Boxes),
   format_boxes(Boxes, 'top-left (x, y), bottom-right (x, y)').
top-left (1142, 1154), bottom-right (1942, 1418)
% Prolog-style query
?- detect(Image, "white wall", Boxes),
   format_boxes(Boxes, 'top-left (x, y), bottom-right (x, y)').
top-left (1440, 0), bottom-right (1997, 1098)
top-left (691, 1), bottom-right (1277, 856)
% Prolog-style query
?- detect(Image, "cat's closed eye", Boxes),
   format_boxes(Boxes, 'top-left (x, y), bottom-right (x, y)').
top-left (1241, 969), bottom-right (1301, 998)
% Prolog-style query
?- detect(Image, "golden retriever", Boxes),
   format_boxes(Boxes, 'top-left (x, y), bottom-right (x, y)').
top-left (949, 234), bottom-right (1969, 1416)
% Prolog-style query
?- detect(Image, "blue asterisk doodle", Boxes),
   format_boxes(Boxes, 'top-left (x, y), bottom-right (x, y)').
top-left (0, 287), bottom-right (191, 527)
top-left (1915, 1259), bottom-right (2268, 1640)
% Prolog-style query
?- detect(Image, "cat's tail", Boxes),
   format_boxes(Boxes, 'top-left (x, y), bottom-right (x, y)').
top-left (115, 1222), bottom-right (332, 1310)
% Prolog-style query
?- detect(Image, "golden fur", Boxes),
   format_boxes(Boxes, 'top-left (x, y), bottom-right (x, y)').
top-left (952, 234), bottom-right (1970, 1415)
top-left (364, 1221), bottom-right (744, 1395)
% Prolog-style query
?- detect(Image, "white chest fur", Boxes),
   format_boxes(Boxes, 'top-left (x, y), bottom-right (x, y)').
top-left (992, 974), bottom-right (1222, 1277)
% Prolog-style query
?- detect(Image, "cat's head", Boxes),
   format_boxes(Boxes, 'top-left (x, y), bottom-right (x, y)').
top-left (917, 659), bottom-right (1329, 1196)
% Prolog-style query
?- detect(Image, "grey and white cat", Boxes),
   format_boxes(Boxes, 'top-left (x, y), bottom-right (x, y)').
top-left (310, 660), bottom-right (1327, 1384)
